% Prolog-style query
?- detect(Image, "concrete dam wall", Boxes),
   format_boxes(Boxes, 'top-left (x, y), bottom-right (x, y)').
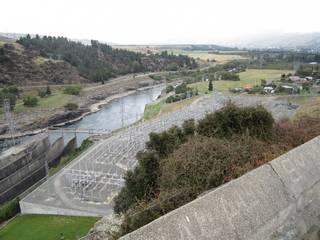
top-left (0, 134), bottom-right (76, 204)
top-left (120, 136), bottom-right (320, 240)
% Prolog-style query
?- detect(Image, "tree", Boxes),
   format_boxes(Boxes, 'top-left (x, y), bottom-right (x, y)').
top-left (46, 85), bottom-right (52, 95)
top-left (208, 80), bottom-right (213, 91)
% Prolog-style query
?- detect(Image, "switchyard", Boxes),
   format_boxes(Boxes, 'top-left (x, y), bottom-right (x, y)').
top-left (20, 94), bottom-right (298, 216)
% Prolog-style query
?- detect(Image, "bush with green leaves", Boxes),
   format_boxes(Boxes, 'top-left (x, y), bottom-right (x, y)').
top-left (63, 85), bottom-right (82, 95)
top-left (197, 102), bottom-right (274, 139)
top-left (0, 198), bottom-right (20, 224)
top-left (175, 83), bottom-right (188, 94)
top-left (64, 103), bottom-right (78, 111)
top-left (23, 95), bottom-right (38, 107)
top-left (165, 85), bottom-right (174, 93)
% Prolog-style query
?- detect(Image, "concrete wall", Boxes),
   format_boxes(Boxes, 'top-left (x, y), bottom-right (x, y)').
top-left (45, 137), bottom-right (64, 167)
top-left (62, 137), bottom-right (77, 156)
top-left (0, 135), bottom-right (67, 204)
top-left (120, 136), bottom-right (320, 240)
top-left (20, 201), bottom-right (100, 217)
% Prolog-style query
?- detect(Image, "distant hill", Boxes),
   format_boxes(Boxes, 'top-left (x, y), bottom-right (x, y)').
top-left (244, 32), bottom-right (320, 50)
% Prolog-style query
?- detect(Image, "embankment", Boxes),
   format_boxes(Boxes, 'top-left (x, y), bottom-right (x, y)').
top-left (0, 134), bottom-right (76, 204)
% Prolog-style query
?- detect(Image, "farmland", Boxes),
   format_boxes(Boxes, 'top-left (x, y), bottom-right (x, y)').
top-left (189, 69), bottom-right (294, 93)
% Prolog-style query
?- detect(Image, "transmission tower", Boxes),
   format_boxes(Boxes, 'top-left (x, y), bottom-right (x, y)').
top-left (119, 88), bottom-right (125, 128)
top-left (3, 98), bottom-right (17, 147)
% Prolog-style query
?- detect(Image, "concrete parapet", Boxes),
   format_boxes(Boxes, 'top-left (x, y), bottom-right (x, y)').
top-left (120, 136), bottom-right (320, 240)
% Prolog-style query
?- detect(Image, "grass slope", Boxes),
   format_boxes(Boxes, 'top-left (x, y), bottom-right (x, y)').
top-left (0, 215), bottom-right (99, 240)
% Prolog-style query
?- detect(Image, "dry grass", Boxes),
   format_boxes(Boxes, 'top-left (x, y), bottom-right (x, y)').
top-left (286, 96), bottom-right (320, 120)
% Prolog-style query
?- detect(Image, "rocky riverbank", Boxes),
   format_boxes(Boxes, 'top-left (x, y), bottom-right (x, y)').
top-left (0, 73), bottom-right (159, 138)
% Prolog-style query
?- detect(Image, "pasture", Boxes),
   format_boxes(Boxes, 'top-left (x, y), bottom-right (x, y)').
top-left (189, 69), bottom-right (294, 93)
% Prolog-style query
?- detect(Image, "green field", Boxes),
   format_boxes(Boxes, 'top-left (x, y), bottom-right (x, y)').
top-left (143, 100), bottom-right (164, 120)
top-left (13, 93), bottom-right (73, 113)
top-left (0, 215), bottom-right (99, 240)
top-left (189, 69), bottom-right (294, 93)
top-left (143, 96), bottom-right (200, 120)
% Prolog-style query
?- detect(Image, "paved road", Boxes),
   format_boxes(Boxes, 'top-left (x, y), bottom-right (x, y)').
top-left (21, 93), bottom-right (298, 216)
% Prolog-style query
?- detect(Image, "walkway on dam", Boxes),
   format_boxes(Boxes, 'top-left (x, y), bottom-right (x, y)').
top-left (20, 94), bottom-right (297, 217)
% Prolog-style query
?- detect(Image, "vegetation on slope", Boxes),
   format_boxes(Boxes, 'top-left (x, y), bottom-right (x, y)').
top-left (17, 35), bottom-right (198, 82)
top-left (0, 41), bottom-right (86, 86)
top-left (113, 103), bottom-right (320, 237)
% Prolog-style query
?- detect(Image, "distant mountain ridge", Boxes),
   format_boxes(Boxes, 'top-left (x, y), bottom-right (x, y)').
top-left (243, 32), bottom-right (320, 50)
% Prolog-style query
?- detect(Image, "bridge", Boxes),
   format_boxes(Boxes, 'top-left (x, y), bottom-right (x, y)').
top-left (48, 127), bottom-right (111, 135)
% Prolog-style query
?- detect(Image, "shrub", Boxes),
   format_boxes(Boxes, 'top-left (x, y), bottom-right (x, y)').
top-left (23, 95), bottom-right (38, 107)
top-left (64, 103), bottom-right (78, 111)
top-left (182, 119), bottom-right (196, 136)
top-left (63, 85), bottom-right (82, 95)
top-left (0, 198), bottom-right (20, 224)
top-left (46, 85), bottom-right (52, 95)
top-left (115, 117), bottom-right (320, 236)
top-left (175, 83), bottom-right (188, 94)
top-left (38, 89), bottom-right (47, 98)
top-left (221, 72), bottom-right (240, 81)
top-left (165, 85), bottom-right (174, 93)
top-left (197, 102), bottom-right (274, 139)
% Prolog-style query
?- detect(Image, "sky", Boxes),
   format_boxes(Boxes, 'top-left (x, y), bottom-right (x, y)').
top-left (1, 0), bottom-right (320, 45)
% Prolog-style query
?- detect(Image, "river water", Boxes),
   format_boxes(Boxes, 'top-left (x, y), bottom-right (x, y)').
top-left (49, 85), bottom-right (163, 146)
top-left (0, 85), bottom-right (163, 153)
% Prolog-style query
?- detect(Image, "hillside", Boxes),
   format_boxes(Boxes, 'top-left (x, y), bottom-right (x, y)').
top-left (0, 40), bottom-right (87, 86)
top-left (17, 35), bottom-right (197, 83)
top-left (244, 32), bottom-right (320, 50)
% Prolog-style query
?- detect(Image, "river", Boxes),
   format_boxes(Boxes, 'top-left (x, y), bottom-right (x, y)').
top-left (0, 85), bottom-right (163, 152)
top-left (48, 85), bottom-right (163, 146)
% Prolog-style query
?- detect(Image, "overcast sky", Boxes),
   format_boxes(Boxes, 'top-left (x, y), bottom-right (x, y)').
top-left (1, 0), bottom-right (320, 45)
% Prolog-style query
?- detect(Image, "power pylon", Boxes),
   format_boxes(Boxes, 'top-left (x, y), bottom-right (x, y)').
top-left (3, 98), bottom-right (17, 147)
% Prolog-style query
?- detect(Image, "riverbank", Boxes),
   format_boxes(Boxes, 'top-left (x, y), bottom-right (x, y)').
top-left (0, 84), bottom-right (163, 141)
top-left (0, 74), bottom-right (163, 139)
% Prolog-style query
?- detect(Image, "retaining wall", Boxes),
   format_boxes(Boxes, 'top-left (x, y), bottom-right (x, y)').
top-left (120, 136), bottom-right (320, 240)
top-left (0, 135), bottom-right (70, 204)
